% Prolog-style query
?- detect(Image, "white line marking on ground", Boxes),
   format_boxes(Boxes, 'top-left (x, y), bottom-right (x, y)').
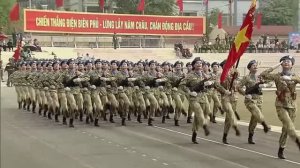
top-left (152, 158), bottom-right (157, 161)
top-left (142, 154), bottom-right (147, 157)
top-left (153, 125), bottom-right (300, 166)
top-left (162, 163), bottom-right (169, 166)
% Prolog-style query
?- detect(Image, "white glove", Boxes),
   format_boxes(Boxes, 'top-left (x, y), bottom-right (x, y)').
top-left (100, 77), bottom-right (109, 81)
top-left (204, 81), bottom-right (214, 86)
top-left (158, 86), bottom-right (164, 90)
top-left (190, 91), bottom-right (197, 97)
top-left (281, 76), bottom-right (292, 81)
top-left (134, 86), bottom-right (139, 90)
top-left (106, 85), bottom-right (111, 89)
top-left (110, 77), bottom-right (116, 81)
top-left (65, 87), bottom-right (71, 91)
top-left (172, 87), bottom-right (178, 91)
top-left (225, 90), bottom-right (231, 95)
top-left (145, 86), bottom-right (150, 90)
top-left (156, 78), bottom-right (166, 83)
top-left (128, 78), bottom-right (137, 82)
top-left (90, 85), bottom-right (96, 89)
top-left (44, 87), bottom-right (49, 91)
top-left (271, 62), bottom-right (282, 69)
top-left (258, 84), bottom-right (267, 88)
top-left (118, 86), bottom-right (124, 90)
top-left (245, 94), bottom-right (252, 99)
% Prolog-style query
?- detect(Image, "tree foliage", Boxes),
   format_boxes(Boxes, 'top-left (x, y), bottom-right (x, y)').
top-left (0, 0), bottom-right (23, 34)
top-left (110, 0), bottom-right (178, 15)
top-left (260, 0), bottom-right (297, 25)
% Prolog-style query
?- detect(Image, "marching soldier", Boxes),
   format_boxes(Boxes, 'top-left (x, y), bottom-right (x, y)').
top-left (4, 58), bottom-right (15, 87)
top-left (260, 55), bottom-right (300, 159)
top-left (237, 60), bottom-right (271, 144)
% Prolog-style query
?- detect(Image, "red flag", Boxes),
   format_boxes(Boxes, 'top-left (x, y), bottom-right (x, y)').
top-left (9, 3), bottom-right (20, 21)
top-left (256, 12), bottom-right (262, 29)
top-left (218, 12), bottom-right (222, 29)
top-left (13, 42), bottom-right (21, 61)
top-left (99, 0), bottom-right (105, 10)
top-left (56, 0), bottom-right (64, 8)
top-left (137, 0), bottom-right (145, 12)
top-left (220, 0), bottom-right (256, 83)
top-left (177, 0), bottom-right (183, 12)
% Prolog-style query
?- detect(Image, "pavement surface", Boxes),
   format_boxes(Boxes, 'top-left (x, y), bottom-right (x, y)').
top-left (1, 84), bottom-right (300, 168)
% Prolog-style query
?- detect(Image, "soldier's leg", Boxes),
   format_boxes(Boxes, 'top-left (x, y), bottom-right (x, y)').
top-left (248, 115), bottom-right (257, 144)
top-left (45, 89), bottom-right (53, 119)
top-left (39, 90), bottom-right (46, 115)
top-left (160, 91), bottom-right (169, 124)
top-left (82, 90), bottom-right (93, 125)
top-left (137, 92), bottom-right (146, 123)
top-left (59, 91), bottom-right (69, 125)
top-left (211, 92), bottom-right (222, 122)
top-left (15, 86), bottom-right (22, 109)
top-left (92, 90), bottom-right (103, 127)
top-left (231, 97), bottom-right (240, 120)
top-left (222, 98), bottom-right (240, 144)
top-left (50, 90), bottom-right (60, 122)
top-left (119, 90), bottom-right (130, 126)
top-left (66, 89), bottom-right (77, 127)
top-left (29, 87), bottom-right (36, 113)
top-left (107, 92), bottom-right (119, 123)
top-left (146, 92), bottom-right (158, 126)
top-left (173, 93), bottom-right (182, 126)
top-left (25, 86), bottom-right (32, 111)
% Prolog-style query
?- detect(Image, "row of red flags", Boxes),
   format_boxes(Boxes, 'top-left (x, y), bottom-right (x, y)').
top-left (217, 12), bottom-right (262, 29)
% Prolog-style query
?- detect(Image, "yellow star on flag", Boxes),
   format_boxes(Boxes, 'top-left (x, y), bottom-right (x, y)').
top-left (234, 25), bottom-right (249, 51)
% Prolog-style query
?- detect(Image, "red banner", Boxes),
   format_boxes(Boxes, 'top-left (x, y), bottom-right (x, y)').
top-left (24, 9), bottom-right (205, 36)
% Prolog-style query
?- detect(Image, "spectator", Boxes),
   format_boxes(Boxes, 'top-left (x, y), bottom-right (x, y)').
top-left (7, 39), bottom-right (13, 51)
top-left (33, 39), bottom-right (42, 52)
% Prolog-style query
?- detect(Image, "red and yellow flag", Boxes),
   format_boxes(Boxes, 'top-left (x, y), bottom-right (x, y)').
top-left (220, 0), bottom-right (256, 83)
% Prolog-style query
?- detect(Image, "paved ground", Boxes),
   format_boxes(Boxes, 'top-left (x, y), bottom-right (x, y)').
top-left (1, 85), bottom-right (300, 168)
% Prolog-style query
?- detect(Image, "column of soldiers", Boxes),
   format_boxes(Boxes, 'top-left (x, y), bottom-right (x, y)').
top-left (9, 55), bottom-right (300, 159)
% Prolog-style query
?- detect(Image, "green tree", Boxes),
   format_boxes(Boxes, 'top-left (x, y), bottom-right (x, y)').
top-left (0, 0), bottom-right (23, 34)
top-left (260, 0), bottom-right (297, 26)
top-left (110, 0), bottom-right (177, 15)
top-left (206, 8), bottom-right (220, 36)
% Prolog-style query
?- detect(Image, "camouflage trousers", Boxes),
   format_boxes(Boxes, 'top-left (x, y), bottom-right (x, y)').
top-left (172, 90), bottom-right (183, 120)
top-left (144, 89), bottom-right (159, 119)
top-left (50, 89), bottom-right (60, 115)
top-left (15, 86), bottom-right (22, 103)
top-left (58, 89), bottom-right (68, 118)
top-left (65, 88), bottom-right (77, 119)
top-left (82, 88), bottom-right (93, 116)
top-left (222, 95), bottom-right (238, 134)
top-left (276, 106), bottom-right (299, 148)
top-left (91, 89), bottom-right (103, 119)
top-left (134, 88), bottom-right (146, 116)
top-left (189, 94), bottom-right (206, 132)
top-left (118, 89), bottom-right (130, 118)
top-left (244, 95), bottom-right (264, 134)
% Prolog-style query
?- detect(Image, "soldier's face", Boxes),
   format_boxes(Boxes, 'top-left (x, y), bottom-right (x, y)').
top-left (95, 62), bottom-right (102, 69)
top-left (187, 65), bottom-right (193, 71)
top-left (175, 64), bottom-right (182, 70)
top-left (21, 65), bottom-right (26, 70)
top-left (212, 65), bottom-right (219, 72)
top-left (138, 63), bottom-right (144, 69)
top-left (61, 63), bottom-right (68, 69)
top-left (47, 66), bottom-right (53, 71)
top-left (249, 63), bottom-right (257, 73)
top-left (194, 61), bottom-right (202, 70)
top-left (121, 63), bottom-right (128, 69)
top-left (86, 63), bottom-right (93, 70)
top-left (31, 63), bottom-right (37, 69)
top-left (102, 63), bottom-right (108, 69)
top-left (281, 60), bottom-right (292, 69)
top-left (163, 65), bottom-right (169, 71)
top-left (150, 63), bottom-right (156, 70)
top-left (78, 64), bottom-right (84, 70)
top-left (68, 62), bottom-right (75, 69)
top-left (111, 63), bottom-right (118, 69)
top-left (53, 63), bottom-right (60, 70)
top-left (203, 64), bottom-right (209, 71)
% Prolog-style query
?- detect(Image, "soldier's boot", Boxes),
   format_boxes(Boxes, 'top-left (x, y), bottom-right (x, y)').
top-left (90, 114), bottom-right (94, 123)
top-left (210, 114), bottom-right (217, 123)
top-left (166, 114), bottom-right (171, 119)
top-left (148, 118), bottom-right (153, 126)
top-left (278, 147), bottom-right (286, 159)
top-left (86, 116), bottom-right (90, 124)
top-left (109, 114), bottom-right (115, 123)
top-left (38, 104), bottom-right (43, 115)
top-left (47, 110), bottom-right (52, 120)
top-left (26, 99), bottom-right (31, 111)
top-left (55, 114), bottom-right (59, 122)
top-left (18, 101), bottom-right (22, 109)
top-left (234, 111), bottom-right (240, 120)
top-left (127, 113), bottom-right (131, 121)
top-left (137, 115), bottom-right (142, 123)
top-left (261, 121), bottom-right (271, 133)
top-left (192, 131), bottom-right (198, 144)
top-left (69, 118), bottom-right (74, 128)
top-left (103, 113), bottom-right (107, 121)
top-left (222, 133), bottom-right (229, 144)
top-left (32, 101), bottom-right (36, 113)
top-left (203, 125), bottom-right (210, 136)
top-left (143, 112), bottom-right (148, 119)
top-left (23, 100), bottom-right (26, 110)
top-left (248, 133), bottom-right (255, 144)
top-left (187, 116), bottom-right (192, 123)
top-left (121, 118), bottom-right (126, 126)
top-left (162, 116), bottom-right (166, 124)
top-left (219, 107), bottom-right (225, 115)
top-left (233, 126), bottom-right (241, 136)
top-left (174, 120), bottom-right (180, 126)
top-left (79, 110), bottom-right (83, 122)
top-left (62, 117), bottom-right (67, 125)
top-left (94, 119), bottom-right (99, 127)
top-left (296, 138), bottom-right (300, 151)
top-left (43, 105), bottom-right (48, 117)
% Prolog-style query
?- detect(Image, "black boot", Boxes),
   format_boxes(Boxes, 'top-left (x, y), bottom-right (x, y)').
top-left (23, 100), bottom-right (26, 110)
top-left (55, 114), bottom-right (59, 122)
top-left (69, 118), bottom-right (74, 128)
top-left (79, 110), bottom-right (83, 122)
top-left (90, 114), bottom-right (94, 123)
top-left (148, 118), bottom-right (153, 126)
top-left (18, 102), bottom-right (22, 109)
top-left (261, 121), bottom-right (270, 133)
top-left (43, 105), bottom-right (48, 117)
top-left (26, 99), bottom-right (31, 111)
top-left (187, 116), bottom-right (192, 123)
top-left (62, 117), bottom-right (67, 125)
top-left (103, 113), bottom-right (107, 121)
top-left (296, 138), bottom-right (300, 151)
top-left (234, 111), bottom-right (240, 120)
top-left (137, 115), bottom-right (142, 123)
top-left (38, 104), bottom-right (42, 115)
top-left (222, 133), bottom-right (228, 144)
top-left (86, 116), bottom-right (90, 124)
top-left (278, 147), bottom-right (286, 159)
top-left (219, 107), bottom-right (225, 115)
top-left (122, 118), bottom-right (126, 126)
top-left (162, 116), bottom-right (166, 123)
top-left (210, 115), bottom-right (217, 123)
top-left (248, 133), bottom-right (255, 144)
top-left (233, 126), bottom-right (241, 136)
top-left (127, 113), bottom-right (131, 121)
top-left (94, 119), bottom-right (99, 127)
top-left (166, 114), bottom-right (171, 119)
top-left (203, 125), bottom-right (210, 136)
top-left (192, 131), bottom-right (198, 144)
top-left (48, 111), bottom-right (52, 120)
top-left (175, 120), bottom-right (179, 126)
top-left (32, 102), bottom-right (36, 113)
top-left (109, 114), bottom-right (115, 123)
